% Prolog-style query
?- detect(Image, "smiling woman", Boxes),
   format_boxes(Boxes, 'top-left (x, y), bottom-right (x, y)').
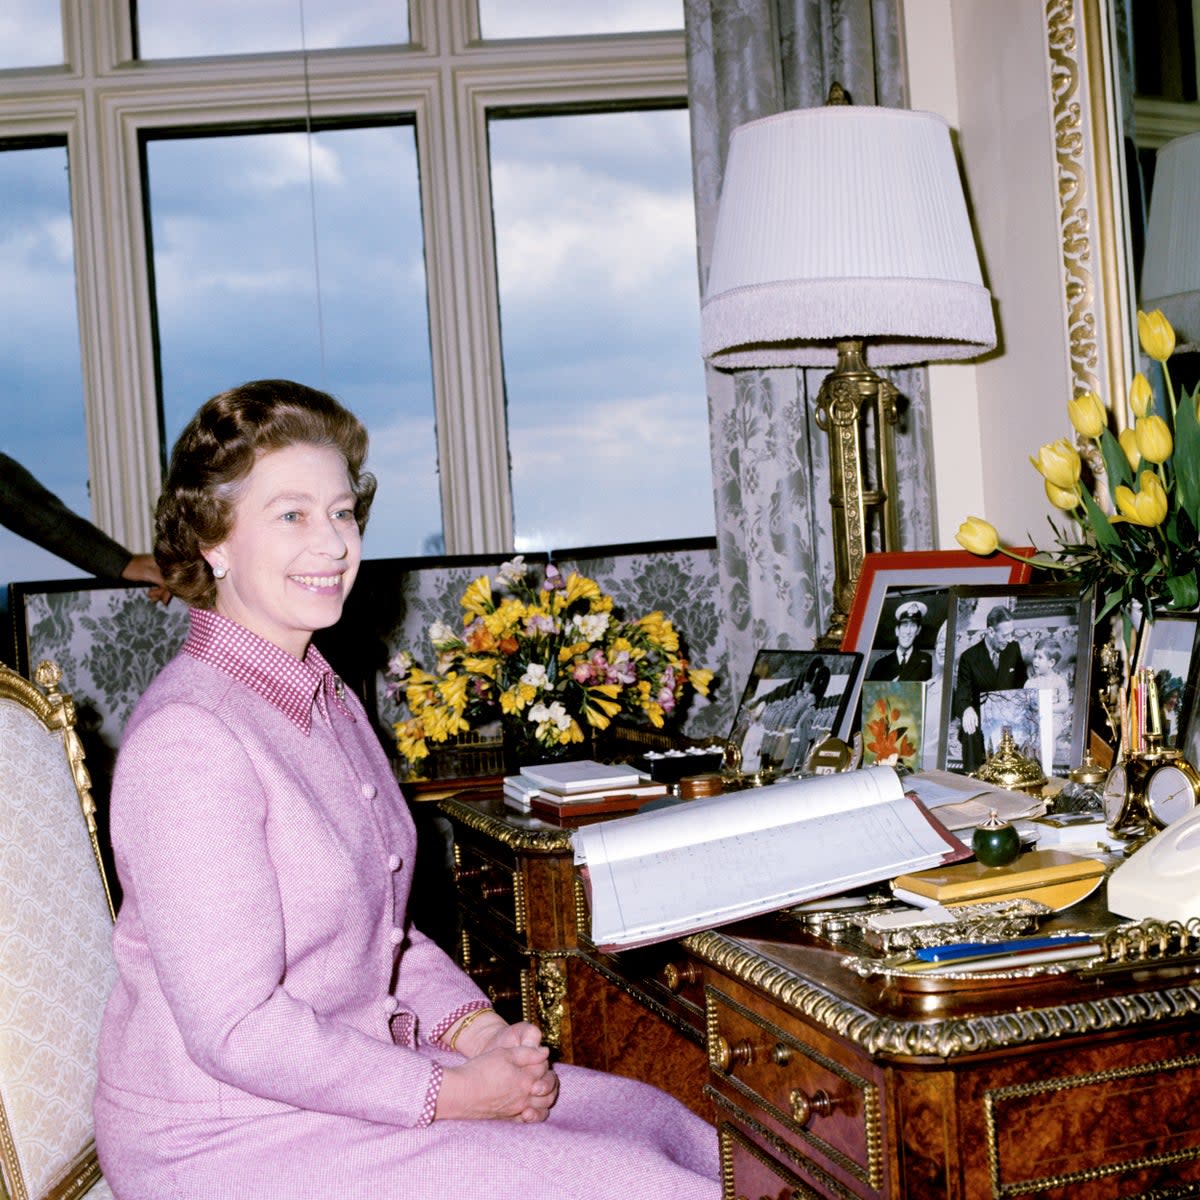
top-left (92, 377), bottom-right (719, 1199)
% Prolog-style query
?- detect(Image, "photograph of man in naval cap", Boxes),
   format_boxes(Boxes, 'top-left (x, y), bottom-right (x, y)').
top-left (867, 598), bottom-right (935, 682)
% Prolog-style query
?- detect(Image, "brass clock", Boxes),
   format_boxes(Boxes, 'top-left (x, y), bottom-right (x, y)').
top-left (1145, 756), bottom-right (1200, 828)
top-left (1104, 750), bottom-right (1200, 837)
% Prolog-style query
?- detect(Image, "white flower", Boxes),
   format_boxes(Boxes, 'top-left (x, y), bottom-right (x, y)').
top-left (495, 555), bottom-right (527, 586)
top-left (520, 663), bottom-right (549, 689)
top-left (429, 620), bottom-right (455, 646)
top-left (387, 650), bottom-right (414, 679)
top-left (530, 700), bottom-right (571, 731)
top-left (571, 612), bottom-right (610, 642)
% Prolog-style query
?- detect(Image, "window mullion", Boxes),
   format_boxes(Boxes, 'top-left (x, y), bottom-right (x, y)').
top-left (420, 1), bottom-right (513, 554)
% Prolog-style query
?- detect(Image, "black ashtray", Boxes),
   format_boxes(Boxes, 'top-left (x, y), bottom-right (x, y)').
top-left (638, 748), bottom-right (726, 783)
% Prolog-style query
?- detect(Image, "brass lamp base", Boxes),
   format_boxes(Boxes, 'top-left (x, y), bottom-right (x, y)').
top-left (814, 339), bottom-right (900, 650)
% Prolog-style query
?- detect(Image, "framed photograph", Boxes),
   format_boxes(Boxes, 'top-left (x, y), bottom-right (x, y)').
top-left (1134, 612), bottom-right (1200, 752)
top-left (841, 551), bottom-right (1035, 756)
top-left (727, 649), bottom-right (862, 774)
top-left (939, 583), bottom-right (1095, 776)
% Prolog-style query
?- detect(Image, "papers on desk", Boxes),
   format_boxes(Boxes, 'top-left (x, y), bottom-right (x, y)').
top-left (902, 769), bottom-right (1047, 831)
top-left (572, 766), bottom-right (969, 951)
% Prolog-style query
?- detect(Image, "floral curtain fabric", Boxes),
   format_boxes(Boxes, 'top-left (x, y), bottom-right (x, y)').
top-left (685, 0), bottom-right (937, 690)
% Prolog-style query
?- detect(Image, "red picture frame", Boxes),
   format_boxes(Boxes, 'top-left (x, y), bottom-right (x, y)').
top-left (842, 549), bottom-right (1036, 654)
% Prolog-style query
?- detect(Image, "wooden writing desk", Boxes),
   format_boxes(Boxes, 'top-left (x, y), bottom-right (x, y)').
top-left (436, 787), bottom-right (1200, 1198)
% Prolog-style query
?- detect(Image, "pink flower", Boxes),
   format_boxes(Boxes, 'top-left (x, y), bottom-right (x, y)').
top-left (572, 662), bottom-right (594, 683)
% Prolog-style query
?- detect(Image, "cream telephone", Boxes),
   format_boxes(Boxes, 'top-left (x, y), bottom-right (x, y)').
top-left (1107, 804), bottom-right (1200, 922)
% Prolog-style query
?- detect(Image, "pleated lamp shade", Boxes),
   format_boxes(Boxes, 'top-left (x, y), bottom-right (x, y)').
top-left (1141, 130), bottom-right (1200, 346)
top-left (701, 105), bottom-right (996, 368)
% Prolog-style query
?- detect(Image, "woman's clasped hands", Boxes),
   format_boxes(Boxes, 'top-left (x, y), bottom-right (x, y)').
top-left (435, 1012), bottom-right (560, 1124)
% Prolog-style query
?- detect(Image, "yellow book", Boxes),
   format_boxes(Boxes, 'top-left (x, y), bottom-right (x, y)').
top-left (891, 849), bottom-right (1106, 911)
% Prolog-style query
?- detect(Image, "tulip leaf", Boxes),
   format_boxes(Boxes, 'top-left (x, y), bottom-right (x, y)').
top-left (1078, 484), bottom-right (1123, 550)
top-left (1097, 428), bottom-right (1133, 501)
top-left (1174, 383), bottom-right (1200, 529)
top-left (1167, 570), bottom-right (1200, 611)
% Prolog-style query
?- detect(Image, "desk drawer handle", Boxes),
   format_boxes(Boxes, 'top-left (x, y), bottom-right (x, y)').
top-left (789, 1087), bottom-right (835, 1127)
top-left (715, 1035), bottom-right (754, 1072)
top-left (662, 961), bottom-right (701, 992)
top-left (487, 983), bottom-right (520, 1004)
top-left (479, 880), bottom-right (512, 901)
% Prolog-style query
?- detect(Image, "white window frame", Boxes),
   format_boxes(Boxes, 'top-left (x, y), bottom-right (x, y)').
top-left (0, 1), bottom-right (688, 554)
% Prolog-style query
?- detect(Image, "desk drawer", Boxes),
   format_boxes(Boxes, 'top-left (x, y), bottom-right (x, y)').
top-left (707, 982), bottom-right (883, 1194)
top-left (453, 840), bottom-right (522, 936)
top-left (716, 1102), bottom-right (873, 1200)
top-left (459, 924), bottom-right (527, 1024)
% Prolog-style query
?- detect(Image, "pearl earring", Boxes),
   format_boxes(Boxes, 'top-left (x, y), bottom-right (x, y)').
top-left (213, 565), bottom-right (228, 580)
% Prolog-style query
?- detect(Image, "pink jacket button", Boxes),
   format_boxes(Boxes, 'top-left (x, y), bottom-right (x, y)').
top-left (361, 783), bottom-right (377, 800)
top-left (383, 995), bottom-right (399, 1014)
top-left (388, 854), bottom-right (401, 871)
top-left (389, 926), bottom-right (404, 945)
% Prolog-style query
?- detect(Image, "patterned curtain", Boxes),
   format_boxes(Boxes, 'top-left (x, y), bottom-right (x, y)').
top-left (685, 0), bottom-right (937, 694)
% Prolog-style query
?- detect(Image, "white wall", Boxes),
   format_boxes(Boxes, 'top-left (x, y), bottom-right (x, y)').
top-left (903, 0), bottom-right (1075, 550)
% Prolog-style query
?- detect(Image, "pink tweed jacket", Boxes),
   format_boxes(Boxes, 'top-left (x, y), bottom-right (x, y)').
top-left (94, 612), bottom-right (718, 1199)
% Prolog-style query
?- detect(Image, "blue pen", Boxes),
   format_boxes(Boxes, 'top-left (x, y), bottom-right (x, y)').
top-left (913, 934), bottom-right (1096, 963)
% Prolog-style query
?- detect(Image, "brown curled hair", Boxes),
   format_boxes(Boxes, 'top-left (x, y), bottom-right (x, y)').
top-left (155, 379), bottom-right (377, 609)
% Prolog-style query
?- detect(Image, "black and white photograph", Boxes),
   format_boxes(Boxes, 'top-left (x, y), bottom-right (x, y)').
top-left (728, 649), bottom-right (861, 774)
top-left (939, 584), bottom-right (1094, 775)
top-left (1135, 612), bottom-right (1200, 751)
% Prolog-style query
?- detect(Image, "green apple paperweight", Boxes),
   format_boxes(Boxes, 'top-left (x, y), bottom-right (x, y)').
top-left (972, 809), bottom-right (1021, 867)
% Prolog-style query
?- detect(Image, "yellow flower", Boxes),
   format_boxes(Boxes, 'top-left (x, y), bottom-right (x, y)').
top-left (461, 575), bottom-right (493, 617)
top-left (437, 672), bottom-right (470, 715)
top-left (1118, 427), bottom-right (1141, 471)
top-left (1138, 308), bottom-right (1176, 363)
top-left (1112, 470), bottom-right (1168, 527)
top-left (1067, 391), bottom-right (1106, 439)
top-left (1129, 372), bottom-right (1153, 418)
top-left (1044, 479), bottom-right (1079, 511)
top-left (393, 719), bottom-right (428, 762)
top-left (955, 516), bottom-right (999, 556)
top-left (1029, 438), bottom-right (1081, 490)
top-left (688, 667), bottom-right (714, 696)
top-left (562, 573), bottom-right (602, 607)
top-left (636, 611), bottom-right (680, 652)
top-left (1134, 414), bottom-right (1173, 464)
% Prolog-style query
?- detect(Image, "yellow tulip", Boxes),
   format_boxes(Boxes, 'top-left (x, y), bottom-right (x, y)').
top-left (1118, 427), bottom-right (1141, 471)
top-left (1112, 470), bottom-right (1168, 527)
top-left (1029, 438), bottom-right (1081, 490)
top-left (1044, 479), bottom-right (1079, 510)
top-left (1129, 372), bottom-right (1153, 418)
top-left (1134, 413), bottom-right (1173, 464)
top-left (1067, 391), bottom-right (1106, 439)
top-left (1138, 308), bottom-right (1177, 363)
top-left (955, 516), bottom-right (1000, 556)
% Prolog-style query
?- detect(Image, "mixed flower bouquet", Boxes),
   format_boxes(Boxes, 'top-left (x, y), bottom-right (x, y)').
top-left (387, 556), bottom-right (713, 770)
top-left (956, 309), bottom-right (1200, 624)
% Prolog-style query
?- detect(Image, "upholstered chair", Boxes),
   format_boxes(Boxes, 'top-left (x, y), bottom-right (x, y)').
top-left (0, 660), bottom-right (116, 1199)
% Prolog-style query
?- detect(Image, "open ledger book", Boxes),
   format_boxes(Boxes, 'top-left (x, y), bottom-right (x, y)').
top-left (573, 766), bottom-right (969, 951)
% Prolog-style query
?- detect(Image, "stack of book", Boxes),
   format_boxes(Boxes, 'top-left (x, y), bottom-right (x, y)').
top-left (503, 759), bottom-right (669, 823)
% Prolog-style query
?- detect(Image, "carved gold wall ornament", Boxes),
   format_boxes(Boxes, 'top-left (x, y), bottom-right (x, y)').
top-left (1044, 0), bottom-right (1133, 425)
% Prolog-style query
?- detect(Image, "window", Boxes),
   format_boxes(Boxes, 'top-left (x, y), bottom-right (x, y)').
top-left (0, 0), bottom-right (708, 569)
top-left (0, 143), bottom-right (91, 583)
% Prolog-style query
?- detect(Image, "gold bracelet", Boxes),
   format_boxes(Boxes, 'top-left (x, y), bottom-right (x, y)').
top-left (447, 1006), bottom-right (493, 1052)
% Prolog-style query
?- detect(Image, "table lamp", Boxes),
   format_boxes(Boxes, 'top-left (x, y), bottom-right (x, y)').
top-left (701, 86), bottom-right (996, 648)
top-left (1141, 129), bottom-right (1200, 348)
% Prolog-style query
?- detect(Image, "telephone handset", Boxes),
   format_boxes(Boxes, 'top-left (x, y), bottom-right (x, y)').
top-left (1107, 804), bottom-right (1200, 922)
